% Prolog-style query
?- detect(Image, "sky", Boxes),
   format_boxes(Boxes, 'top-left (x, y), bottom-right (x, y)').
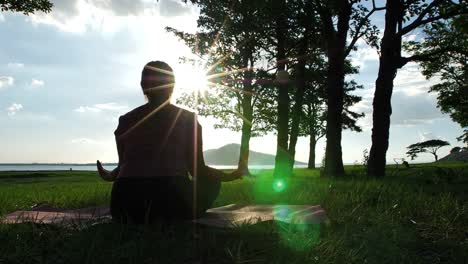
top-left (0, 0), bottom-right (464, 164)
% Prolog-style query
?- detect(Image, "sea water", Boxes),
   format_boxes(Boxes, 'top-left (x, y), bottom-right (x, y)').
top-left (0, 164), bottom-right (312, 171)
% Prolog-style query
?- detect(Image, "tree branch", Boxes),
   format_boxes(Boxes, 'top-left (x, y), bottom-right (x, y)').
top-left (398, 0), bottom-right (444, 36)
top-left (345, 3), bottom-right (385, 56)
top-left (398, 0), bottom-right (468, 36)
top-left (399, 47), bottom-right (458, 66)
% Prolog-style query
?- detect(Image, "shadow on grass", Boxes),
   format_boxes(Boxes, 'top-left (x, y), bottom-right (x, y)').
top-left (0, 173), bottom-right (52, 179)
top-left (0, 221), bottom-right (323, 264)
top-left (1, 165), bottom-right (467, 263)
top-left (3, 215), bottom-right (466, 264)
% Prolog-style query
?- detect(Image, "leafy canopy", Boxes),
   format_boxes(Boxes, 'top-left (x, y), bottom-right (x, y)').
top-left (0, 0), bottom-right (52, 15)
top-left (169, 0), bottom-right (275, 137)
top-left (406, 15), bottom-right (468, 129)
top-left (406, 139), bottom-right (450, 160)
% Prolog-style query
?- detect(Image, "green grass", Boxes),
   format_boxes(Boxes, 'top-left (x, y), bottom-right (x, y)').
top-left (1, 163), bottom-right (467, 263)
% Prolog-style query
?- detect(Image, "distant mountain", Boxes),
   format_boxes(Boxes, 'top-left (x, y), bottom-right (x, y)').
top-left (438, 150), bottom-right (468, 162)
top-left (203, 143), bottom-right (307, 166)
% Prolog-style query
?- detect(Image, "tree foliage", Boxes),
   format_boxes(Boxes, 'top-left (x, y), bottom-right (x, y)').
top-left (295, 58), bottom-right (364, 168)
top-left (406, 139), bottom-right (450, 161)
top-left (175, 71), bottom-right (276, 136)
top-left (297, 60), bottom-right (364, 140)
top-left (406, 14), bottom-right (467, 138)
top-left (170, 0), bottom-right (278, 172)
top-left (457, 129), bottom-right (468, 146)
top-left (450, 146), bottom-right (461, 154)
top-left (314, 0), bottom-right (383, 177)
top-left (0, 0), bottom-right (52, 15)
top-left (178, 0), bottom-right (371, 174)
top-left (168, 0), bottom-right (275, 136)
top-left (367, 0), bottom-right (467, 177)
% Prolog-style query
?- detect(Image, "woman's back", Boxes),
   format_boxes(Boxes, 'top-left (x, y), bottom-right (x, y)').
top-left (114, 103), bottom-right (196, 179)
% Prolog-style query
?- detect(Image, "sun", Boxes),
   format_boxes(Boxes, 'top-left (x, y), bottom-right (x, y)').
top-left (175, 64), bottom-right (208, 95)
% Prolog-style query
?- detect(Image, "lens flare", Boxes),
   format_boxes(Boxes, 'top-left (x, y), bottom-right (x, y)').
top-left (273, 179), bottom-right (286, 192)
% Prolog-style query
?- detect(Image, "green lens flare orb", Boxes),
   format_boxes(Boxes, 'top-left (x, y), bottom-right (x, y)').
top-left (273, 179), bottom-right (286, 192)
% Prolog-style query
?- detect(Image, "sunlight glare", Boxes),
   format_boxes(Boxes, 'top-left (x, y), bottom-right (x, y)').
top-left (175, 64), bottom-right (208, 95)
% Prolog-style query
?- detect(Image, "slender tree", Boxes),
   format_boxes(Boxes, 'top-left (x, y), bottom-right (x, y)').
top-left (170, 0), bottom-right (274, 174)
top-left (367, 0), bottom-right (467, 177)
top-left (295, 60), bottom-right (365, 170)
top-left (271, 0), bottom-right (292, 177)
top-left (284, 0), bottom-right (320, 175)
top-left (315, 0), bottom-right (383, 177)
top-left (271, 0), bottom-right (371, 176)
top-left (297, 58), bottom-right (327, 169)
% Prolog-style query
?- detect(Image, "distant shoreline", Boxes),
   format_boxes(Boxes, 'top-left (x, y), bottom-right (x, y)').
top-left (0, 162), bottom-right (356, 166)
top-left (0, 164), bottom-right (312, 172)
top-left (0, 163), bottom-right (118, 166)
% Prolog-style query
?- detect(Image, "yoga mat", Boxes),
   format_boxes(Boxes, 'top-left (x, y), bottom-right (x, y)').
top-left (2, 204), bottom-right (326, 227)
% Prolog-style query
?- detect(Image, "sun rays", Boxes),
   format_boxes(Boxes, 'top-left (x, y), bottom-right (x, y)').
top-left (176, 64), bottom-right (209, 96)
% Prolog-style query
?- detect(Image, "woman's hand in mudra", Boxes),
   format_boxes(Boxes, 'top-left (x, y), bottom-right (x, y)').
top-left (97, 160), bottom-right (118, 182)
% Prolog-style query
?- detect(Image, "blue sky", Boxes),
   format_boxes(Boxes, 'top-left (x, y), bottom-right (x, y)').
top-left (0, 0), bottom-right (464, 164)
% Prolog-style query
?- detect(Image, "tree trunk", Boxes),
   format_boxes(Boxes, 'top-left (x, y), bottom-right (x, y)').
top-left (237, 93), bottom-right (253, 173)
top-left (237, 54), bottom-right (254, 174)
top-left (287, 37), bottom-right (308, 172)
top-left (238, 119), bottom-right (252, 173)
top-left (307, 102), bottom-right (318, 169)
top-left (367, 0), bottom-right (403, 178)
top-left (322, 51), bottom-right (346, 177)
top-left (320, 0), bottom-right (351, 177)
top-left (273, 0), bottom-right (291, 178)
top-left (433, 153), bottom-right (438, 161)
top-left (308, 132), bottom-right (317, 169)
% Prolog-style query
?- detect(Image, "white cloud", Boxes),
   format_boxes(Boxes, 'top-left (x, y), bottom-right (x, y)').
top-left (0, 13), bottom-right (4, 22)
top-left (29, 1), bottom-right (98, 33)
top-left (7, 63), bottom-right (25, 69)
top-left (349, 85), bottom-right (446, 130)
top-left (93, 0), bottom-right (146, 16)
top-left (74, 102), bottom-right (128, 113)
top-left (24, 0), bottom-right (198, 34)
top-left (348, 92), bottom-right (374, 130)
top-left (0, 76), bottom-right (14, 90)
top-left (71, 138), bottom-right (102, 144)
top-left (350, 45), bottom-right (379, 70)
top-left (419, 132), bottom-right (436, 141)
top-left (403, 34), bottom-right (418, 42)
top-left (417, 132), bottom-right (447, 142)
top-left (394, 62), bottom-right (438, 96)
top-left (94, 102), bottom-right (128, 111)
top-left (30, 79), bottom-right (45, 88)
top-left (391, 90), bottom-right (445, 126)
top-left (159, 0), bottom-right (192, 17)
top-left (7, 103), bottom-right (23, 116)
top-left (74, 106), bottom-right (101, 113)
top-left (29, 0), bottom-right (150, 33)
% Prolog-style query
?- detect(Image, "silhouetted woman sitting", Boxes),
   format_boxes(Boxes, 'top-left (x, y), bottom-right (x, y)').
top-left (97, 61), bottom-right (243, 224)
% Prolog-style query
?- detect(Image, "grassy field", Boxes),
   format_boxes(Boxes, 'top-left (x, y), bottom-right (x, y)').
top-left (0, 163), bottom-right (467, 263)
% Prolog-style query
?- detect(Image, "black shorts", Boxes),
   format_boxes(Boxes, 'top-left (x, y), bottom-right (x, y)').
top-left (110, 176), bottom-right (220, 224)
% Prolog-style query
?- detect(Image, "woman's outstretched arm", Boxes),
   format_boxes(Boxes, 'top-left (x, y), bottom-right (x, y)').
top-left (191, 122), bottom-right (244, 182)
top-left (97, 121), bottom-right (124, 182)
top-left (97, 160), bottom-right (119, 181)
